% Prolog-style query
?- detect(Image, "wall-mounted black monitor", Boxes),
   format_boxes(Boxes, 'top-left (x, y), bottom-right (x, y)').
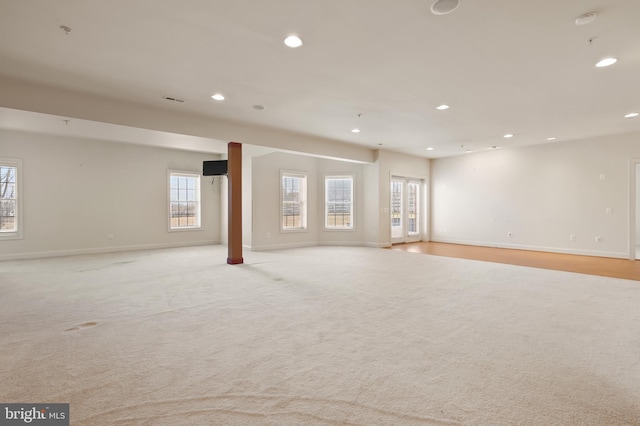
top-left (203, 160), bottom-right (228, 176)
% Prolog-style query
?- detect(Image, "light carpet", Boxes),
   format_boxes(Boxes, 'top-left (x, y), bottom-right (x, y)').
top-left (1, 246), bottom-right (639, 425)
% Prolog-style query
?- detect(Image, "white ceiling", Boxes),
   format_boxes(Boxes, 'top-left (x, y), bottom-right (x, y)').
top-left (0, 0), bottom-right (639, 158)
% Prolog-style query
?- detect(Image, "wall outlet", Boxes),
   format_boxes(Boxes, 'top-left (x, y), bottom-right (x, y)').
top-left (595, 236), bottom-right (602, 243)
top-left (605, 207), bottom-right (612, 214)
top-left (107, 234), bottom-right (114, 240)
top-left (570, 234), bottom-right (576, 241)
top-left (266, 232), bottom-right (271, 239)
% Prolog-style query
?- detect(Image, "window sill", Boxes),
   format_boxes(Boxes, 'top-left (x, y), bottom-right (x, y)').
top-left (168, 227), bottom-right (203, 233)
top-left (0, 232), bottom-right (23, 240)
top-left (280, 228), bottom-right (308, 234)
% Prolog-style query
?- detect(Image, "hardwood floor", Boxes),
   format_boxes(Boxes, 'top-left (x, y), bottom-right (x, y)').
top-left (390, 242), bottom-right (640, 282)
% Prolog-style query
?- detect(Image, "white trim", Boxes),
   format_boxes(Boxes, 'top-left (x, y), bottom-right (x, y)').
top-left (167, 170), bottom-right (202, 232)
top-left (323, 174), bottom-right (355, 231)
top-left (0, 240), bottom-right (220, 261)
top-left (629, 159), bottom-right (640, 260)
top-left (280, 170), bottom-right (308, 232)
top-left (0, 157), bottom-right (23, 240)
top-left (250, 241), bottom-right (317, 252)
top-left (430, 237), bottom-right (629, 260)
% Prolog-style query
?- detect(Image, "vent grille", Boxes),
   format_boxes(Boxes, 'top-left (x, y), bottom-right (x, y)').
top-left (162, 96), bottom-right (185, 103)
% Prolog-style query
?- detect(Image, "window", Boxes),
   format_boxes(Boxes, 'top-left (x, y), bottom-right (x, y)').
top-left (325, 175), bottom-right (353, 229)
top-left (281, 172), bottom-right (307, 231)
top-left (0, 159), bottom-right (22, 240)
top-left (168, 171), bottom-right (201, 230)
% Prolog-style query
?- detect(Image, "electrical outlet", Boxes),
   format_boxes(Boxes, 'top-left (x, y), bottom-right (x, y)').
top-left (595, 236), bottom-right (602, 243)
top-left (266, 232), bottom-right (271, 239)
top-left (107, 234), bottom-right (114, 240)
top-left (570, 234), bottom-right (576, 241)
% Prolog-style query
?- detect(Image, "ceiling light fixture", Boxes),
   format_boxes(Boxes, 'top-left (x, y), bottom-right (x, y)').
top-left (596, 57), bottom-right (617, 67)
top-left (431, 0), bottom-right (460, 15)
top-left (351, 128), bottom-right (361, 133)
top-left (211, 94), bottom-right (225, 101)
top-left (427, 147), bottom-right (434, 151)
top-left (436, 104), bottom-right (450, 110)
top-left (575, 12), bottom-right (597, 26)
top-left (624, 112), bottom-right (639, 118)
top-left (503, 134), bottom-right (514, 138)
top-left (284, 35), bottom-right (303, 48)
top-left (547, 137), bottom-right (557, 141)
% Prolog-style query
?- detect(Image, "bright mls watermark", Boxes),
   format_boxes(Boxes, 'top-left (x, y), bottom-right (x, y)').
top-left (1, 404), bottom-right (68, 425)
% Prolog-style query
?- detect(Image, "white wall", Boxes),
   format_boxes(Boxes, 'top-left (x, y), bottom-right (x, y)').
top-left (250, 151), bottom-right (368, 250)
top-left (0, 129), bottom-right (221, 259)
top-left (431, 132), bottom-right (640, 259)
top-left (248, 149), bottom-right (430, 250)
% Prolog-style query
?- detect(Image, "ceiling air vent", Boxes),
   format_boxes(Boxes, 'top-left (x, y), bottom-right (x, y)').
top-left (162, 96), bottom-right (185, 103)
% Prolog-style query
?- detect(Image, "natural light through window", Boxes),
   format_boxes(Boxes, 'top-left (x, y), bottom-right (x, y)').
top-left (325, 176), bottom-right (353, 229)
top-left (281, 172), bottom-right (307, 231)
top-left (168, 171), bottom-right (201, 230)
top-left (0, 159), bottom-right (22, 239)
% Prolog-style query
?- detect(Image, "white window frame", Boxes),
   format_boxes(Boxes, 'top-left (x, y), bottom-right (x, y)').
top-left (280, 170), bottom-right (308, 232)
top-left (324, 175), bottom-right (354, 230)
top-left (167, 170), bottom-right (202, 232)
top-left (0, 158), bottom-right (23, 240)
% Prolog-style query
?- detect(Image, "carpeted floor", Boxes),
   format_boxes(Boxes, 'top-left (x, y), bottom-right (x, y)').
top-left (1, 246), bottom-right (639, 425)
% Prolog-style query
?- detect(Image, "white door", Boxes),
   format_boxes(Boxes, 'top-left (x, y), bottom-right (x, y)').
top-left (391, 177), bottom-right (422, 244)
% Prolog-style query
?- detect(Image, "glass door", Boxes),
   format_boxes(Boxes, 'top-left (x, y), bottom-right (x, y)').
top-left (391, 178), bottom-right (404, 243)
top-left (391, 177), bottom-right (422, 244)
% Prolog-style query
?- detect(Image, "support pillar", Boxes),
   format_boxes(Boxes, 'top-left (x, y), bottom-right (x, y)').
top-left (227, 142), bottom-right (243, 264)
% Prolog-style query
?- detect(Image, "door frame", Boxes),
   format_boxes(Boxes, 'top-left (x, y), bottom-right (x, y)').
top-left (390, 175), bottom-right (426, 244)
top-left (629, 159), bottom-right (640, 260)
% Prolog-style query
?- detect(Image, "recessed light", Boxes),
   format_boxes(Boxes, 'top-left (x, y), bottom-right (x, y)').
top-left (624, 112), bottom-right (639, 118)
top-left (284, 35), bottom-right (303, 48)
top-left (426, 147), bottom-right (434, 151)
top-left (503, 134), bottom-right (514, 138)
top-left (436, 104), bottom-right (449, 110)
top-left (431, 0), bottom-right (460, 15)
top-left (596, 57), bottom-right (617, 67)
top-left (211, 94), bottom-right (225, 101)
top-left (575, 12), bottom-right (597, 26)
top-left (547, 137), bottom-right (557, 141)
top-left (351, 128), bottom-right (361, 133)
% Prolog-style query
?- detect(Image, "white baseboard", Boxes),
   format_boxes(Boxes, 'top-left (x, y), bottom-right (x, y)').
top-left (0, 240), bottom-right (220, 261)
top-left (250, 241), bottom-right (318, 252)
top-left (364, 242), bottom-right (392, 248)
top-left (429, 237), bottom-right (629, 259)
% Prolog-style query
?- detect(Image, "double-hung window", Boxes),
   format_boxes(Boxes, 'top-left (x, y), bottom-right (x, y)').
top-left (281, 172), bottom-right (307, 231)
top-left (168, 171), bottom-right (201, 230)
top-left (325, 175), bottom-right (354, 230)
top-left (0, 158), bottom-right (22, 240)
